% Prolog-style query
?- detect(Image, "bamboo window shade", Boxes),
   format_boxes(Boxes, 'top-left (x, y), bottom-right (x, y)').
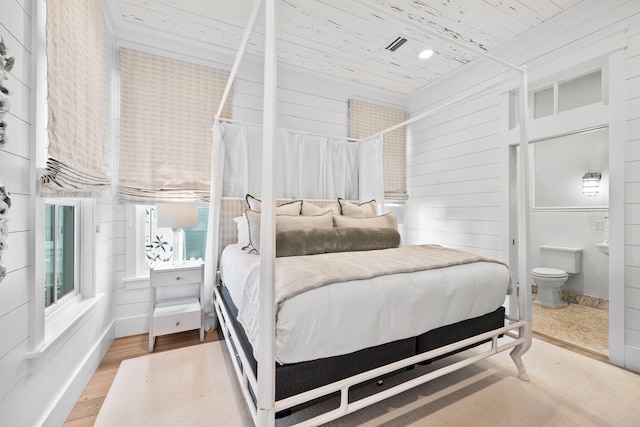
top-left (349, 100), bottom-right (407, 199)
top-left (118, 48), bottom-right (232, 202)
top-left (41, 0), bottom-right (110, 195)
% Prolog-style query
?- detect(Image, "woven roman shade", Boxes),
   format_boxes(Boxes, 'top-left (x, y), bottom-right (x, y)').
top-left (41, 0), bottom-right (110, 195)
top-left (118, 48), bottom-right (232, 202)
top-left (349, 100), bottom-right (407, 199)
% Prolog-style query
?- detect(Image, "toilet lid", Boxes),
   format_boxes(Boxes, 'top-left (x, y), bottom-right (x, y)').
top-left (532, 267), bottom-right (568, 278)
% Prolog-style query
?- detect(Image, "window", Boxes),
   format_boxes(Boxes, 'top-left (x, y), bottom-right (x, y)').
top-left (44, 201), bottom-right (80, 309)
top-left (144, 207), bottom-right (173, 265)
top-left (42, 0), bottom-right (110, 194)
top-left (509, 69), bottom-right (603, 129)
top-left (29, 0), bottom-right (102, 357)
top-left (143, 206), bottom-right (209, 266)
top-left (558, 70), bottom-right (602, 113)
top-left (184, 207), bottom-right (209, 261)
top-left (349, 99), bottom-right (408, 198)
top-left (118, 48), bottom-right (231, 201)
top-left (533, 86), bottom-right (554, 119)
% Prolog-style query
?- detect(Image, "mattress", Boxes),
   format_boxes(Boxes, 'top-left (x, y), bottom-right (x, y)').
top-left (220, 243), bottom-right (510, 365)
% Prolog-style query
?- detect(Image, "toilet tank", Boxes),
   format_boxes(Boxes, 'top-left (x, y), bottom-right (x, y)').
top-left (539, 245), bottom-right (582, 274)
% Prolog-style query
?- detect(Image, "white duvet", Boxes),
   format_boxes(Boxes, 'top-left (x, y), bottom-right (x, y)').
top-left (220, 243), bottom-right (510, 365)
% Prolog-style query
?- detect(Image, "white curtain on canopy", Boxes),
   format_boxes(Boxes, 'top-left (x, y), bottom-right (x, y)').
top-left (203, 120), bottom-right (384, 326)
top-left (218, 121), bottom-right (362, 200)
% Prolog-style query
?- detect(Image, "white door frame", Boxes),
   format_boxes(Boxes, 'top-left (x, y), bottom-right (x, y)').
top-left (503, 47), bottom-right (626, 365)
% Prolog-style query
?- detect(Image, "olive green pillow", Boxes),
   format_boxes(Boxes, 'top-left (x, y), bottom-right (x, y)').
top-left (245, 210), bottom-right (333, 253)
top-left (276, 227), bottom-right (401, 257)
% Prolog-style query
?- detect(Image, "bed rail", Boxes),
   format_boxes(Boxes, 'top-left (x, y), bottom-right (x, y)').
top-left (215, 286), bottom-right (258, 421)
top-left (214, 286), bottom-right (531, 427)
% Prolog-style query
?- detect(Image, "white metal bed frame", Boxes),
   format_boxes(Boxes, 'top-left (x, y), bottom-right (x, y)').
top-left (214, 286), bottom-right (530, 426)
top-left (209, 1), bottom-right (533, 425)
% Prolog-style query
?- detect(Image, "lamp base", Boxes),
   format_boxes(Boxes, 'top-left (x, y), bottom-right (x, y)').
top-left (172, 228), bottom-right (186, 266)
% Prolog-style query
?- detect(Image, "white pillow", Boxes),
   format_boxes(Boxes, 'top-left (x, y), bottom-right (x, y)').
top-left (333, 212), bottom-right (398, 230)
top-left (233, 216), bottom-right (250, 245)
top-left (245, 194), bottom-right (302, 215)
top-left (301, 201), bottom-right (340, 216)
top-left (338, 199), bottom-right (377, 218)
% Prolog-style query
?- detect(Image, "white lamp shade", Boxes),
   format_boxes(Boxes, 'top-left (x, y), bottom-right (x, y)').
top-left (156, 203), bottom-right (199, 229)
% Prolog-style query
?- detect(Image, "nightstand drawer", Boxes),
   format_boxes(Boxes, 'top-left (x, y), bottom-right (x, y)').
top-left (149, 262), bottom-right (204, 352)
top-left (152, 268), bottom-right (202, 287)
top-left (153, 298), bottom-right (201, 336)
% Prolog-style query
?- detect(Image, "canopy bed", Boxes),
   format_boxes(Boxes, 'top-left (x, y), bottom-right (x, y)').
top-left (204, 1), bottom-right (533, 426)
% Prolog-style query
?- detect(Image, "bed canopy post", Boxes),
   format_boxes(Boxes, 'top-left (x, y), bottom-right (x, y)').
top-left (214, 0), bottom-right (262, 124)
top-left (508, 67), bottom-right (532, 381)
top-left (517, 67), bottom-right (532, 324)
top-left (257, 0), bottom-right (277, 425)
top-left (353, 23), bottom-right (533, 379)
top-left (205, 0), bottom-right (261, 332)
top-left (358, 84), bottom-right (505, 143)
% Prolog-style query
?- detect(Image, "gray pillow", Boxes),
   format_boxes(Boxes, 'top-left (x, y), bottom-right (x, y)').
top-left (276, 227), bottom-right (401, 257)
top-left (245, 210), bottom-right (333, 252)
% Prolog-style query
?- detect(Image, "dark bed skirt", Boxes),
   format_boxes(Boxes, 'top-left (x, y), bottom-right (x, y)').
top-left (219, 285), bottom-right (505, 402)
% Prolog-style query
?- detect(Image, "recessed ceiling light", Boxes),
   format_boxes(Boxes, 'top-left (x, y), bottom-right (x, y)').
top-left (419, 49), bottom-right (434, 59)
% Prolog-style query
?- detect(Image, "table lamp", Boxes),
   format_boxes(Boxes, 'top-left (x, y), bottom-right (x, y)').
top-left (156, 203), bottom-right (199, 265)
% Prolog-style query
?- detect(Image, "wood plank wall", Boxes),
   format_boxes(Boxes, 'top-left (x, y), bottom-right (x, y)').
top-left (406, 94), bottom-right (503, 259)
top-left (0, 0), bottom-right (32, 417)
top-left (0, 1), bottom-right (116, 425)
top-left (0, 0), bottom-right (33, 412)
top-left (406, 0), bottom-right (640, 371)
top-left (624, 4), bottom-right (640, 372)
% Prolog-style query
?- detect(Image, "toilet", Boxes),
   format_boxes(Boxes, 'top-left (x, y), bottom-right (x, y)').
top-left (531, 245), bottom-right (582, 308)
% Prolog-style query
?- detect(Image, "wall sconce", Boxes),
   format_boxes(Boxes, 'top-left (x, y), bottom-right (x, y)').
top-left (582, 172), bottom-right (601, 196)
top-left (156, 203), bottom-right (199, 265)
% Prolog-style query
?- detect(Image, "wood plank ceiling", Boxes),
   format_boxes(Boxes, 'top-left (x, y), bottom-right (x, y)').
top-left (117, 0), bottom-right (584, 94)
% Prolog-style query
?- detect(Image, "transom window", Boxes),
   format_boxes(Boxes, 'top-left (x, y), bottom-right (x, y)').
top-left (509, 69), bottom-right (603, 129)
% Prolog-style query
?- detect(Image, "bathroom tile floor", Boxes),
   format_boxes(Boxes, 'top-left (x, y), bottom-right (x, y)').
top-left (532, 299), bottom-right (609, 357)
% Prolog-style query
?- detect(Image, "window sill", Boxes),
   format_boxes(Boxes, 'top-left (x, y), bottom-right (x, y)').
top-left (122, 275), bottom-right (150, 290)
top-left (27, 293), bottom-right (105, 365)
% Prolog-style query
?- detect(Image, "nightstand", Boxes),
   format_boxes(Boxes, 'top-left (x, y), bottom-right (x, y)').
top-left (149, 260), bottom-right (205, 352)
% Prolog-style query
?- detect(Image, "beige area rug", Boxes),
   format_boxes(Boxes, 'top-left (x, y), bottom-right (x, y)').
top-left (96, 339), bottom-right (640, 427)
top-left (94, 341), bottom-right (252, 427)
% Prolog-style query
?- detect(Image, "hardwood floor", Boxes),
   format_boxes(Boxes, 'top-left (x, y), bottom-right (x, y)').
top-left (63, 329), bottom-right (223, 427)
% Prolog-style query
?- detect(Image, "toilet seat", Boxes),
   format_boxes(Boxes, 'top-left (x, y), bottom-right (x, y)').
top-left (531, 267), bottom-right (568, 278)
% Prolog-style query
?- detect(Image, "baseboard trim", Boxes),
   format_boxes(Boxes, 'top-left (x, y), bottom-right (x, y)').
top-left (531, 285), bottom-right (608, 310)
top-left (39, 322), bottom-right (115, 427)
top-left (115, 314), bottom-right (149, 338)
top-left (624, 345), bottom-right (640, 373)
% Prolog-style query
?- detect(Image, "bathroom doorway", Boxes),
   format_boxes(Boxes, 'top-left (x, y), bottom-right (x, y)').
top-left (509, 127), bottom-right (610, 357)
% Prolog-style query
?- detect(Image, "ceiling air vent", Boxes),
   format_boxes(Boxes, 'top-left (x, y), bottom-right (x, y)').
top-left (385, 36), bottom-right (407, 52)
